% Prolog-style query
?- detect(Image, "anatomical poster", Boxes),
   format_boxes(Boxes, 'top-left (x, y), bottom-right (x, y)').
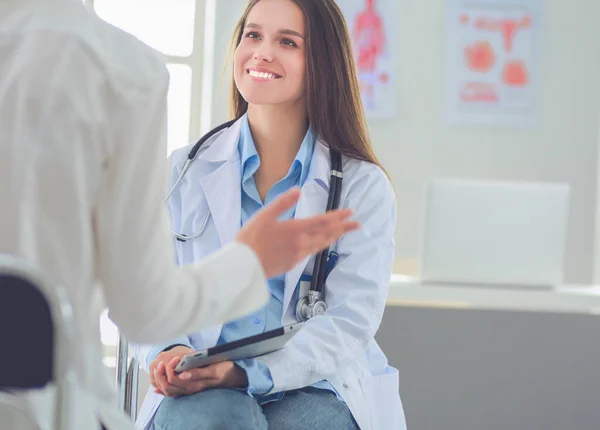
top-left (338, 0), bottom-right (397, 119)
top-left (444, 0), bottom-right (541, 126)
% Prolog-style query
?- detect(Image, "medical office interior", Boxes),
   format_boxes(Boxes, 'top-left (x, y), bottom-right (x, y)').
top-left (82, 0), bottom-right (600, 429)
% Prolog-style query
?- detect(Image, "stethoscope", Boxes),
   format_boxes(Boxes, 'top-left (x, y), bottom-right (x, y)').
top-left (165, 119), bottom-right (343, 322)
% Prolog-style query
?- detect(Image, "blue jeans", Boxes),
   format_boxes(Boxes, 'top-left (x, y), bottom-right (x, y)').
top-left (153, 387), bottom-right (359, 430)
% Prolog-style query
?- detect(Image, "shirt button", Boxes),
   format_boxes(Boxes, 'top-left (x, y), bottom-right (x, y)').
top-left (343, 383), bottom-right (349, 389)
top-left (254, 317), bottom-right (261, 324)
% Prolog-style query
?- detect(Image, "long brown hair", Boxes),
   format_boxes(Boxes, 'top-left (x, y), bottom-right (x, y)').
top-left (230, 0), bottom-right (386, 172)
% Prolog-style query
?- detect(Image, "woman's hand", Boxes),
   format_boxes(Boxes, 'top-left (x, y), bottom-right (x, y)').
top-left (149, 346), bottom-right (194, 394)
top-left (152, 357), bottom-right (248, 397)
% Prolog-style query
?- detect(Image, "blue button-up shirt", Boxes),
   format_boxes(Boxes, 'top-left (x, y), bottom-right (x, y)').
top-left (217, 115), bottom-right (314, 345)
top-left (220, 116), bottom-right (340, 404)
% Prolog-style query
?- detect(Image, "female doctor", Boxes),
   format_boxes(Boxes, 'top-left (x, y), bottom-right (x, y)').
top-left (132, 0), bottom-right (406, 429)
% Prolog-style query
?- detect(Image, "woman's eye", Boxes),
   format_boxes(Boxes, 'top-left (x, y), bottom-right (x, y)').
top-left (245, 31), bottom-right (260, 39)
top-left (281, 38), bottom-right (298, 48)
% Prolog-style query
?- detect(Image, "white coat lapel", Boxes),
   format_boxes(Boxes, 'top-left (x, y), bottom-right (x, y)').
top-left (197, 117), bottom-right (245, 247)
top-left (282, 140), bottom-right (332, 316)
top-left (200, 161), bottom-right (241, 246)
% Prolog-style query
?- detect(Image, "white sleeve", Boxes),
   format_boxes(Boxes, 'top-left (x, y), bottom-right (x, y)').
top-left (256, 167), bottom-right (395, 392)
top-left (93, 66), bottom-right (268, 344)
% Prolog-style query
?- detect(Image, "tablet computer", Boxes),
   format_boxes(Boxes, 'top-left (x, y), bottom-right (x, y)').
top-left (174, 323), bottom-right (303, 373)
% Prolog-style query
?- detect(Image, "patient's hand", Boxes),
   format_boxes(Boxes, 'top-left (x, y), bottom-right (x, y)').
top-left (152, 358), bottom-right (248, 397)
top-left (149, 346), bottom-right (193, 394)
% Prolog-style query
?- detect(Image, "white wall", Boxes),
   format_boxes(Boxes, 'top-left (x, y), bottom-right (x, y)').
top-left (203, 0), bottom-right (600, 283)
top-left (201, 0), bottom-right (246, 129)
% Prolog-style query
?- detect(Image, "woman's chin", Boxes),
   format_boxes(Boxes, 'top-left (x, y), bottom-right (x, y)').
top-left (243, 97), bottom-right (284, 107)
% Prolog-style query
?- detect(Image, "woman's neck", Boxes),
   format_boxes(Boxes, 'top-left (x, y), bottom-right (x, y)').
top-left (247, 102), bottom-right (308, 166)
top-left (246, 101), bottom-right (309, 201)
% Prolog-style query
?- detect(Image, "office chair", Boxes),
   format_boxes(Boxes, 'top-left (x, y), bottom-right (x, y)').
top-left (0, 255), bottom-right (77, 429)
top-left (116, 335), bottom-right (139, 421)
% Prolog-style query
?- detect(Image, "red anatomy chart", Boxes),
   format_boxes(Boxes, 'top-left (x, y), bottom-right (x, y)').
top-left (444, 0), bottom-right (541, 126)
top-left (339, 0), bottom-right (396, 119)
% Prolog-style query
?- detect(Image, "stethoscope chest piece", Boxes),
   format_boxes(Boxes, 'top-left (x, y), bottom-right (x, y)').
top-left (296, 290), bottom-right (328, 322)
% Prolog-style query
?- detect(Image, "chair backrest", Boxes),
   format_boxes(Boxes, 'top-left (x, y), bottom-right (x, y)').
top-left (116, 336), bottom-right (139, 421)
top-left (0, 255), bottom-right (76, 429)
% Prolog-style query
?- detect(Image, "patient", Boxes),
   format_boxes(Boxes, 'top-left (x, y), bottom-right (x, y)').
top-left (131, 0), bottom-right (405, 429)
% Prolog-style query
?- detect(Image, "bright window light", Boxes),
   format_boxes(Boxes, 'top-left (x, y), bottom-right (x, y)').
top-left (94, 0), bottom-right (196, 56)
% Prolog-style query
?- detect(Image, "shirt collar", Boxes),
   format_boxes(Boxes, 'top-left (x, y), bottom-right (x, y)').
top-left (238, 115), bottom-right (258, 170)
top-left (295, 126), bottom-right (316, 186)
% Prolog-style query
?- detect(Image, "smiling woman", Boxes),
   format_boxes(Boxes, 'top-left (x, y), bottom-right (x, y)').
top-left (234, 1), bottom-right (307, 108)
top-left (131, 1), bottom-right (406, 429)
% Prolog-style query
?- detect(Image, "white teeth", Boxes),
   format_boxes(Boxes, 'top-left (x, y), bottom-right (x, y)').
top-left (249, 70), bottom-right (277, 79)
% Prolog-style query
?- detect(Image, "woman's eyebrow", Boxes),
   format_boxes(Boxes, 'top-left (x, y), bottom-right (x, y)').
top-left (246, 22), bottom-right (305, 39)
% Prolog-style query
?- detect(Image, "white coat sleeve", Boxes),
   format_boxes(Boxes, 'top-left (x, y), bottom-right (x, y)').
top-left (256, 167), bottom-right (395, 392)
top-left (93, 66), bottom-right (268, 344)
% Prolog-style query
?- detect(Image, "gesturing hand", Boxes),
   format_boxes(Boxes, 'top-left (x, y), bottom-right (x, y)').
top-left (237, 187), bottom-right (359, 278)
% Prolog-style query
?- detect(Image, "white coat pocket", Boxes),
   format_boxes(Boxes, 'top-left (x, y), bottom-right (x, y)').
top-left (359, 366), bottom-right (406, 430)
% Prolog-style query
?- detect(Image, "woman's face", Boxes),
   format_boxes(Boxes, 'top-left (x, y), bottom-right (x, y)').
top-left (234, 0), bottom-right (307, 107)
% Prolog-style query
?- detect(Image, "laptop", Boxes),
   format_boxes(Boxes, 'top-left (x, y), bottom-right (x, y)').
top-left (419, 179), bottom-right (570, 287)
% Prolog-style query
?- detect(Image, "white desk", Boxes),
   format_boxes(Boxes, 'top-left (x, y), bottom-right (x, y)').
top-left (100, 276), bottom-right (600, 365)
top-left (386, 274), bottom-right (600, 314)
top-left (380, 279), bottom-right (600, 430)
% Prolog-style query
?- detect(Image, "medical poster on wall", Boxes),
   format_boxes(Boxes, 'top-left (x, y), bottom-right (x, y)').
top-left (444, 0), bottom-right (542, 126)
top-left (337, 0), bottom-right (398, 119)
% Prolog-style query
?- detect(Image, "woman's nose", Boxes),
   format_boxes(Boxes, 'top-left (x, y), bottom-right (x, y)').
top-left (253, 46), bottom-right (274, 62)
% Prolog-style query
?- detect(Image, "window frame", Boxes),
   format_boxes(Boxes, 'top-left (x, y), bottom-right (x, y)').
top-left (85, 0), bottom-right (208, 147)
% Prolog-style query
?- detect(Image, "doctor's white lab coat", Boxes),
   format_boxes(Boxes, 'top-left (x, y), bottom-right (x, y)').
top-left (132, 116), bottom-right (407, 430)
top-left (0, 1), bottom-right (268, 429)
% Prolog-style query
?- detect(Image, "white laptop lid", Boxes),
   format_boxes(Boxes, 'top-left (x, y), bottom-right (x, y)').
top-left (419, 179), bottom-right (570, 287)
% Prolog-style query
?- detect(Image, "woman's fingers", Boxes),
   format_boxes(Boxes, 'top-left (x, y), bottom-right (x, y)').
top-left (165, 356), bottom-right (181, 385)
top-left (292, 208), bottom-right (355, 231)
top-left (153, 362), bottom-right (169, 394)
top-left (154, 360), bottom-right (186, 397)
